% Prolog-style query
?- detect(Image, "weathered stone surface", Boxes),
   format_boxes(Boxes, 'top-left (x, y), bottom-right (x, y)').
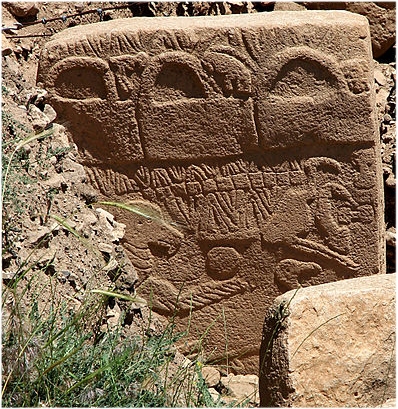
top-left (201, 365), bottom-right (221, 388)
top-left (342, 3), bottom-right (396, 58)
top-left (381, 398), bottom-right (397, 408)
top-left (28, 104), bottom-right (56, 131)
top-left (38, 12), bottom-right (384, 373)
top-left (221, 374), bottom-right (260, 405)
top-left (4, 2), bottom-right (39, 18)
top-left (2, 34), bottom-right (13, 56)
top-left (260, 274), bottom-right (396, 407)
top-left (303, 2), bottom-right (396, 58)
top-left (274, 2), bottom-right (306, 11)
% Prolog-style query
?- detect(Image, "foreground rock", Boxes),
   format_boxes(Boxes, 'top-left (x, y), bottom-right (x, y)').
top-left (220, 374), bottom-right (260, 406)
top-left (260, 274), bottom-right (396, 407)
top-left (37, 11), bottom-right (384, 373)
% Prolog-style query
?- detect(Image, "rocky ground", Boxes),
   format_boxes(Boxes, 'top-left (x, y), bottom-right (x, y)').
top-left (2, 2), bottom-right (396, 406)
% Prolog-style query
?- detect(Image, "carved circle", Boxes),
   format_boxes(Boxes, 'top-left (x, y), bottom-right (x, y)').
top-left (206, 246), bottom-right (241, 280)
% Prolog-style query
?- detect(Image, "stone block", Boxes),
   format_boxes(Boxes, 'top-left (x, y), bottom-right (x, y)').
top-left (2, 35), bottom-right (13, 56)
top-left (274, 2), bottom-right (306, 12)
top-left (221, 373), bottom-right (260, 405)
top-left (4, 2), bottom-right (39, 18)
top-left (201, 365), bottom-right (221, 388)
top-left (38, 12), bottom-right (384, 373)
top-left (303, 2), bottom-right (396, 58)
top-left (260, 274), bottom-right (396, 407)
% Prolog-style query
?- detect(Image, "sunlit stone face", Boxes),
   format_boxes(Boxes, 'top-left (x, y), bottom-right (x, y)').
top-left (38, 12), bottom-right (384, 373)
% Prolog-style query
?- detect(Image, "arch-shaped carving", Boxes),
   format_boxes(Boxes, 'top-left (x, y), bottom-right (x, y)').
top-left (266, 46), bottom-right (348, 98)
top-left (49, 57), bottom-right (115, 101)
top-left (138, 51), bottom-right (257, 162)
top-left (140, 51), bottom-right (210, 102)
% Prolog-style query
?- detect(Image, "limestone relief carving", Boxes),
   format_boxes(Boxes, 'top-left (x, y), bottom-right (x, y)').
top-left (138, 50), bottom-right (257, 161)
top-left (87, 154), bottom-right (369, 298)
top-left (119, 200), bottom-right (183, 273)
top-left (38, 12), bottom-right (383, 373)
top-left (43, 37), bottom-right (374, 165)
top-left (140, 274), bottom-right (250, 316)
top-left (352, 148), bottom-right (378, 190)
top-left (275, 259), bottom-right (322, 291)
top-left (257, 46), bottom-right (374, 149)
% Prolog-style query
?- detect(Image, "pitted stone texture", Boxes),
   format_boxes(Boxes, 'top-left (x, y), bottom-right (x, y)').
top-left (303, 2), bottom-right (396, 58)
top-left (381, 398), bottom-right (397, 408)
top-left (38, 12), bottom-right (384, 374)
top-left (201, 366), bottom-right (221, 388)
top-left (2, 34), bottom-right (13, 56)
top-left (221, 374), bottom-right (260, 406)
top-left (4, 2), bottom-right (39, 17)
top-left (260, 274), bottom-right (396, 407)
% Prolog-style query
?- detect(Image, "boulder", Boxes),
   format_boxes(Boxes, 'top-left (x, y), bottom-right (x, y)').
top-left (2, 34), bottom-right (13, 56)
top-left (303, 2), bottom-right (396, 58)
top-left (273, 2), bottom-right (306, 11)
top-left (28, 104), bottom-right (51, 131)
top-left (201, 365), bottom-right (221, 388)
top-left (345, 2), bottom-right (396, 58)
top-left (221, 374), bottom-right (260, 405)
top-left (260, 274), bottom-right (396, 407)
top-left (4, 2), bottom-right (39, 18)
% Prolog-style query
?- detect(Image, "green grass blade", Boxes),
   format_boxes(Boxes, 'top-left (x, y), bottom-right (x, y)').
top-left (1, 320), bottom-right (46, 396)
top-left (40, 345), bottom-right (84, 378)
top-left (292, 313), bottom-right (346, 358)
top-left (98, 201), bottom-right (158, 220)
top-left (90, 289), bottom-right (147, 306)
top-left (15, 126), bottom-right (54, 151)
top-left (50, 214), bottom-right (83, 240)
top-left (64, 364), bottom-right (111, 395)
top-left (97, 201), bottom-right (185, 236)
